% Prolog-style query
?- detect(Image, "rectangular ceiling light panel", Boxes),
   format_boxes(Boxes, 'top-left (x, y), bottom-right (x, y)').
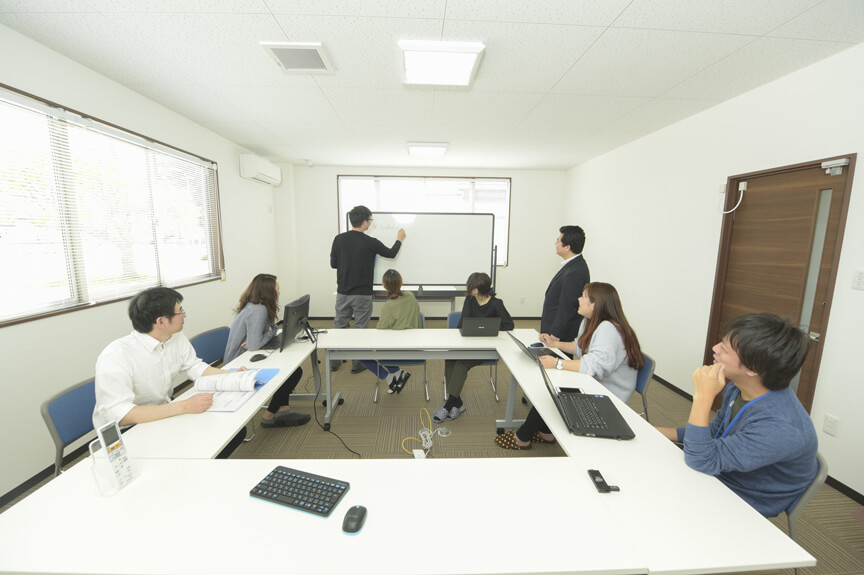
top-left (399, 40), bottom-right (484, 87)
top-left (262, 42), bottom-right (335, 73)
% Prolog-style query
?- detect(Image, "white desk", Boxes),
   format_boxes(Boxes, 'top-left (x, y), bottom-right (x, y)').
top-left (0, 458), bottom-right (644, 575)
top-left (1, 328), bottom-right (816, 575)
top-left (121, 340), bottom-right (319, 458)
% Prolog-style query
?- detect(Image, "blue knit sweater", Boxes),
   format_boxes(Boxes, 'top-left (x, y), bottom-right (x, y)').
top-left (677, 384), bottom-right (818, 517)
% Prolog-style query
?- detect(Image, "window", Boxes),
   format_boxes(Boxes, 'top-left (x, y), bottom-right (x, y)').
top-left (0, 86), bottom-right (223, 325)
top-left (337, 175), bottom-right (511, 265)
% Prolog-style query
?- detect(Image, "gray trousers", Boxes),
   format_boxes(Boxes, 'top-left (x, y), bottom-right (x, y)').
top-left (443, 359), bottom-right (484, 398)
top-left (333, 294), bottom-right (373, 369)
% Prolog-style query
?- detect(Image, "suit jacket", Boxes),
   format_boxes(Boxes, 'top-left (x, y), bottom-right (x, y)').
top-left (540, 255), bottom-right (590, 341)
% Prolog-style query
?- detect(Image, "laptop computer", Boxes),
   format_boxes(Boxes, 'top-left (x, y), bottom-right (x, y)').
top-left (536, 360), bottom-right (635, 440)
top-left (459, 316), bottom-right (502, 337)
top-left (506, 330), bottom-right (557, 358)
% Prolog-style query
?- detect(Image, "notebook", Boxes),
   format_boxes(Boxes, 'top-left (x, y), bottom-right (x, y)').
top-left (536, 358), bottom-right (635, 440)
top-left (506, 330), bottom-right (557, 358)
top-left (459, 316), bottom-right (502, 337)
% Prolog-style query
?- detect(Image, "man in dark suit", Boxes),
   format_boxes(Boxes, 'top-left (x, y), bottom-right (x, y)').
top-left (540, 225), bottom-right (589, 343)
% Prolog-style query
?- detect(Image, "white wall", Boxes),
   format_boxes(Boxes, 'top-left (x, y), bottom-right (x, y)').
top-left (0, 24), bottom-right (279, 496)
top-left (281, 166), bottom-right (567, 319)
top-left (565, 43), bottom-right (864, 494)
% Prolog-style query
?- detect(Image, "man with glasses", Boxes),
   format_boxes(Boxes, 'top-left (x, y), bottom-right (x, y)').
top-left (330, 205), bottom-right (406, 372)
top-left (93, 287), bottom-right (243, 432)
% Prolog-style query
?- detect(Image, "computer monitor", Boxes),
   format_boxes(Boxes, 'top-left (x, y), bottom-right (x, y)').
top-left (280, 294), bottom-right (311, 352)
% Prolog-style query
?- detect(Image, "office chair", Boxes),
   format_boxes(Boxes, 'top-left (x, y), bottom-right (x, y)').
top-left (445, 312), bottom-right (499, 402)
top-left (40, 378), bottom-right (97, 476)
top-left (786, 452), bottom-right (828, 542)
top-left (189, 326), bottom-right (231, 366)
top-left (372, 313), bottom-right (428, 403)
top-left (634, 353), bottom-right (656, 421)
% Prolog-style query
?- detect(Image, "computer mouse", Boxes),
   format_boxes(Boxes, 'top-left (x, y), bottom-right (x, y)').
top-left (250, 354), bottom-right (267, 362)
top-left (529, 342), bottom-right (545, 348)
top-left (342, 505), bottom-right (367, 534)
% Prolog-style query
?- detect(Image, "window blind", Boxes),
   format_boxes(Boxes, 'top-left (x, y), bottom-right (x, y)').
top-left (0, 87), bottom-right (223, 324)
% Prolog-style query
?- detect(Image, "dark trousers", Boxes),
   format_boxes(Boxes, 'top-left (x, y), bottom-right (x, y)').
top-left (515, 407), bottom-right (551, 442)
top-left (266, 367), bottom-right (303, 413)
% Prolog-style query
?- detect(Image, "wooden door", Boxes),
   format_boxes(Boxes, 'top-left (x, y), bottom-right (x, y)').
top-left (705, 155), bottom-right (855, 412)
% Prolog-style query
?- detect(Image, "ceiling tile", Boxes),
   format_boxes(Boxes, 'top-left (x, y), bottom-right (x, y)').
top-left (664, 36), bottom-right (855, 100)
top-left (614, 0), bottom-right (821, 35)
top-left (430, 90), bottom-right (544, 130)
top-left (444, 0), bottom-right (631, 27)
top-left (769, 0), bottom-right (864, 43)
top-left (523, 93), bottom-right (648, 132)
top-left (605, 97), bottom-right (720, 135)
top-left (0, 0), bottom-right (97, 12)
top-left (552, 27), bottom-right (753, 97)
top-left (264, 0), bottom-right (445, 19)
top-left (84, 0), bottom-right (269, 13)
top-left (320, 86), bottom-right (434, 130)
top-left (443, 19), bottom-right (604, 93)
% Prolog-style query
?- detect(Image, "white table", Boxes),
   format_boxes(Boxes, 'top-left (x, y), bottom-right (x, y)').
top-left (0, 458), bottom-right (644, 575)
top-left (1, 328), bottom-right (816, 575)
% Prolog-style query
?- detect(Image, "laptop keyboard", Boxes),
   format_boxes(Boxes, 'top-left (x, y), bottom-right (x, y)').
top-left (562, 394), bottom-right (610, 430)
top-left (250, 466), bottom-right (349, 516)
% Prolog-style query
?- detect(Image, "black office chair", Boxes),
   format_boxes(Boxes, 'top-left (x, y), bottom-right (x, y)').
top-left (445, 311), bottom-right (499, 401)
top-left (41, 378), bottom-right (96, 476)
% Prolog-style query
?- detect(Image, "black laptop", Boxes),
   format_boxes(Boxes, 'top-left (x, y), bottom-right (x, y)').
top-left (459, 316), bottom-right (501, 337)
top-left (505, 330), bottom-right (557, 357)
top-left (536, 360), bottom-right (635, 440)
top-left (507, 332), bottom-right (635, 440)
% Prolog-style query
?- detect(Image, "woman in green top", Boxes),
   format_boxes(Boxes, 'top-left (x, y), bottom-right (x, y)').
top-left (358, 269), bottom-right (421, 393)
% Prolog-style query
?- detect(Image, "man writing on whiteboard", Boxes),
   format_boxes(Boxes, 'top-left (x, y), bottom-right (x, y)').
top-left (539, 225), bottom-right (590, 346)
top-left (330, 205), bottom-right (406, 372)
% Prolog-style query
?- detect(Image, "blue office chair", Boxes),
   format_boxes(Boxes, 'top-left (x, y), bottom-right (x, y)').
top-left (446, 312), bottom-right (499, 402)
top-left (786, 452), bottom-right (828, 542)
top-left (189, 326), bottom-right (231, 366)
top-left (634, 353), bottom-right (655, 421)
top-left (372, 313), bottom-right (428, 403)
top-left (40, 378), bottom-right (96, 476)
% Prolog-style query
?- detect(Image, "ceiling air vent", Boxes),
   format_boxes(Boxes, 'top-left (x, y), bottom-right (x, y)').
top-left (262, 42), bottom-right (335, 74)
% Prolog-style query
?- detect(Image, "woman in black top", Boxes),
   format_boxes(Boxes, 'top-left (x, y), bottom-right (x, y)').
top-left (433, 272), bottom-right (514, 423)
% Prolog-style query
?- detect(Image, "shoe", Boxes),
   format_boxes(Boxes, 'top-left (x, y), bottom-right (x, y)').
top-left (530, 431), bottom-right (556, 444)
top-left (261, 410), bottom-right (311, 428)
top-left (494, 430), bottom-right (531, 450)
top-left (448, 405), bottom-right (467, 421)
top-left (432, 404), bottom-right (451, 423)
top-left (386, 371), bottom-right (399, 394)
top-left (393, 371), bottom-right (411, 394)
top-left (350, 361), bottom-right (364, 374)
top-left (330, 361), bottom-right (341, 372)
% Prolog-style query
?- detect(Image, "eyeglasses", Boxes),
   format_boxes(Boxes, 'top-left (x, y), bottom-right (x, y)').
top-left (168, 307), bottom-right (186, 318)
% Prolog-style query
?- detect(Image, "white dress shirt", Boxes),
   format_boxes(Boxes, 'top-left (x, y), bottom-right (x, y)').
top-left (93, 330), bottom-right (209, 428)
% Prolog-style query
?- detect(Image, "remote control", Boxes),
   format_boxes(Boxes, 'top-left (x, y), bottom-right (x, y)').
top-left (588, 469), bottom-right (619, 493)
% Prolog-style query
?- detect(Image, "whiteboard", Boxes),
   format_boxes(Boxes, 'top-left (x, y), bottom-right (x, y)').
top-left (363, 212), bottom-right (495, 288)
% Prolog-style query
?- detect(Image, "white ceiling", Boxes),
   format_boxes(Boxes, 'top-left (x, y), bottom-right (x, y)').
top-left (2, 0), bottom-right (862, 169)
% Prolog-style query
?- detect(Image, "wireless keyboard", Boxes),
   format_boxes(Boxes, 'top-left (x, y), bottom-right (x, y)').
top-left (250, 466), bottom-right (350, 517)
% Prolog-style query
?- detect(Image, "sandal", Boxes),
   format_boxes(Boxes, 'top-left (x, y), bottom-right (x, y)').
top-left (494, 431), bottom-right (531, 450)
top-left (530, 431), bottom-right (556, 444)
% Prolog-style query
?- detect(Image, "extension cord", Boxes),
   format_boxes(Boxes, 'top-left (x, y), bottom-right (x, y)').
top-left (419, 428), bottom-right (433, 450)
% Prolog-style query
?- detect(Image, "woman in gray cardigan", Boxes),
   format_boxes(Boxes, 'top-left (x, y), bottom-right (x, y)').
top-left (496, 282), bottom-right (643, 449)
top-left (224, 273), bottom-right (309, 428)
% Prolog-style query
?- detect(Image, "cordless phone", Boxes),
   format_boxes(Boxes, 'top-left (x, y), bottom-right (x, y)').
top-left (89, 421), bottom-right (134, 494)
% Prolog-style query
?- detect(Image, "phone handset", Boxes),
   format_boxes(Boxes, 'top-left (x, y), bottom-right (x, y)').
top-left (89, 420), bottom-right (134, 496)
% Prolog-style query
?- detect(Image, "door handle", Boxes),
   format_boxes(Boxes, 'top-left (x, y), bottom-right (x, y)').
top-left (808, 332), bottom-right (820, 342)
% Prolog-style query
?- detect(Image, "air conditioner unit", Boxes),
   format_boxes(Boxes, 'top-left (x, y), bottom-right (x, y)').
top-left (239, 154), bottom-right (282, 186)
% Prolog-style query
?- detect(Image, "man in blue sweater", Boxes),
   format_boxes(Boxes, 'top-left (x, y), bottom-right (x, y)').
top-left (657, 313), bottom-right (818, 517)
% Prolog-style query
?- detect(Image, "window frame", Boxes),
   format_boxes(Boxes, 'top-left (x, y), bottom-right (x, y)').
top-left (0, 82), bottom-right (225, 328)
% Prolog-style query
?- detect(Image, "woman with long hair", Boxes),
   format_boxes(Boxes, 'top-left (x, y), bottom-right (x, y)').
top-left (496, 282), bottom-right (642, 449)
top-left (433, 272), bottom-right (513, 423)
top-left (224, 273), bottom-right (309, 428)
top-left (358, 269), bottom-right (422, 393)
